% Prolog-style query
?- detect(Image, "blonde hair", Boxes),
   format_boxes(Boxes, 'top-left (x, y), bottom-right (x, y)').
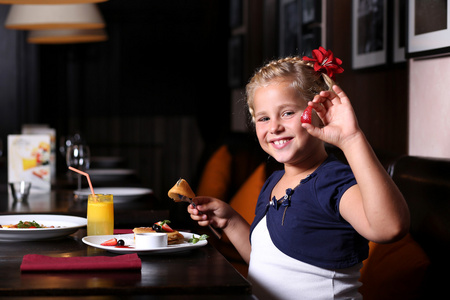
top-left (246, 56), bottom-right (336, 122)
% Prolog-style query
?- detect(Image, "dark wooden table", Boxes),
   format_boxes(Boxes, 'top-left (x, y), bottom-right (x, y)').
top-left (0, 228), bottom-right (254, 299)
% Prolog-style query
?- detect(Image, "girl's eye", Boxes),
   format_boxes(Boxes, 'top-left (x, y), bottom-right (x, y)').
top-left (257, 116), bottom-right (269, 122)
top-left (282, 111), bottom-right (295, 118)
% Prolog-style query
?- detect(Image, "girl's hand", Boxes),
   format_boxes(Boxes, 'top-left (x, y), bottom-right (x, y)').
top-left (190, 197), bottom-right (252, 263)
top-left (187, 196), bottom-right (234, 229)
top-left (302, 85), bottom-right (362, 150)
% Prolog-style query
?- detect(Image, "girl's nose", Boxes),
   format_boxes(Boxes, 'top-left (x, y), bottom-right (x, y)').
top-left (269, 119), bottom-right (283, 134)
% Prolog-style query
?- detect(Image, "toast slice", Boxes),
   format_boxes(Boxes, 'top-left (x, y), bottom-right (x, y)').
top-left (168, 178), bottom-right (196, 201)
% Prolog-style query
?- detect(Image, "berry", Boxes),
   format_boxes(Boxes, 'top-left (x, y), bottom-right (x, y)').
top-left (101, 238), bottom-right (117, 246)
top-left (117, 239), bottom-right (125, 246)
top-left (301, 106), bottom-right (313, 124)
top-left (152, 224), bottom-right (162, 232)
top-left (161, 224), bottom-right (174, 232)
top-left (154, 220), bottom-right (174, 232)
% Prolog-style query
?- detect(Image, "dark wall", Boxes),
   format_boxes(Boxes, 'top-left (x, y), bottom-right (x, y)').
top-left (0, 1), bottom-right (231, 200)
top-left (0, 6), bottom-right (39, 145)
top-left (38, 0), bottom-right (230, 143)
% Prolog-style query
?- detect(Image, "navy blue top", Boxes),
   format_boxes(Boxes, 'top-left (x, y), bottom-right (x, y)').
top-left (250, 155), bottom-right (369, 269)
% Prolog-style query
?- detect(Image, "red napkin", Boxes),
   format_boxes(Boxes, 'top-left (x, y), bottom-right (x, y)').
top-left (21, 253), bottom-right (141, 272)
top-left (114, 229), bottom-right (134, 234)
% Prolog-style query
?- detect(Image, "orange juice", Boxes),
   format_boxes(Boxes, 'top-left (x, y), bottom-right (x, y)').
top-left (87, 194), bottom-right (114, 236)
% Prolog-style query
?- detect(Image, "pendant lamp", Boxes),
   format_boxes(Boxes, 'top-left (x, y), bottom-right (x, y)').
top-left (5, 4), bottom-right (105, 30)
top-left (0, 1), bottom-right (107, 3)
top-left (27, 28), bottom-right (107, 44)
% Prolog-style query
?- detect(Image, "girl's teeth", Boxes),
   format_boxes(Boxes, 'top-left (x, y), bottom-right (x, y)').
top-left (274, 140), bottom-right (287, 145)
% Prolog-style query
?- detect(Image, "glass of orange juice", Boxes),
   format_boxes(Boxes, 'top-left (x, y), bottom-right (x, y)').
top-left (87, 194), bottom-right (114, 236)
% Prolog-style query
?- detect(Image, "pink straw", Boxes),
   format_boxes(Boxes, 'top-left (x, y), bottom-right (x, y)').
top-left (68, 166), bottom-right (95, 196)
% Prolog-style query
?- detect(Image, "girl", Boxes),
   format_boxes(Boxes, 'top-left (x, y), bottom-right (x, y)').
top-left (188, 47), bottom-right (410, 299)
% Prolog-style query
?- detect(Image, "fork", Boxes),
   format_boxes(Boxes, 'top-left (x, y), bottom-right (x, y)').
top-left (179, 195), bottom-right (222, 239)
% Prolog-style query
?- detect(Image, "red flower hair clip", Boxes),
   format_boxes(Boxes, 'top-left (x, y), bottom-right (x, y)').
top-left (302, 46), bottom-right (344, 80)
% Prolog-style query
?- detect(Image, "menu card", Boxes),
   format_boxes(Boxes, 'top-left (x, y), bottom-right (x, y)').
top-left (22, 125), bottom-right (56, 183)
top-left (8, 135), bottom-right (51, 193)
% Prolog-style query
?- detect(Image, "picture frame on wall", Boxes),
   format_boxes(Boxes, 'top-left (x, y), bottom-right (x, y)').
top-left (229, 0), bottom-right (242, 29)
top-left (352, 0), bottom-right (387, 69)
top-left (228, 35), bottom-right (243, 88)
top-left (406, 0), bottom-right (450, 58)
top-left (302, 0), bottom-right (321, 25)
top-left (279, 0), bottom-right (300, 57)
top-left (392, 0), bottom-right (406, 63)
top-left (300, 27), bottom-right (321, 56)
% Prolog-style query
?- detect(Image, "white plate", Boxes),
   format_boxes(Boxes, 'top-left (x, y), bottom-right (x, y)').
top-left (0, 214), bottom-right (87, 242)
top-left (86, 169), bottom-right (136, 182)
top-left (90, 156), bottom-right (125, 168)
top-left (88, 169), bottom-right (135, 176)
top-left (82, 232), bottom-right (207, 255)
top-left (74, 187), bottom-right (153, 203)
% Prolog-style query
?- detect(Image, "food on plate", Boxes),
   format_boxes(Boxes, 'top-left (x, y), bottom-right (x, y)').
top-left (100, 238), bottom-right (125, 247)
top-left (133, 220), bottom-right (184, 245)
top-left (168, 178), bottom-right (196, 201)
top-left (0, 220), bottom-right (55, 229)
top-left (188, 234), bottom-right (209, 244)
top-left (300, 106), bottom-right (313, 124)
top-left (101, 238), bottom-right (118, 246)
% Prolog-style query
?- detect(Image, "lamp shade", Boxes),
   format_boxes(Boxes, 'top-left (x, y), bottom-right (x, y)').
top-left (5, 4), bottom-right (105, 30)
top-left (0, 0), bottom-right (107, 3)
top-left (28, 28), bottom-right (108, 44)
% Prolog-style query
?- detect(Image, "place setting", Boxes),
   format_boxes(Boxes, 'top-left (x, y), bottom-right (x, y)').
top-left (0, 214), bottom-right (87, 242)
top-left (82, 231), bottom-right (208, 255)
top-left (1, 179), bottom-right (86, 242)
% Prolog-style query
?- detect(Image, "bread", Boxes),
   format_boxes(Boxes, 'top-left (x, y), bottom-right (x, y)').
top-left (168, 178), bottom-right (196, 201)
top-left (132, 227), bottom-right (184, 245)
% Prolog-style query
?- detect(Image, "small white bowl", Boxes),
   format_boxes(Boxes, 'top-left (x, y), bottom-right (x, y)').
top-left (135, 232), bottom-right (167, 249)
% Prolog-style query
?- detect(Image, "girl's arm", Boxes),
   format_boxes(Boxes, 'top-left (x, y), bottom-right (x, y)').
top-left (188, 196), bottom-right (252, 263)
top-left (303, 85), bottom-right (410, 243)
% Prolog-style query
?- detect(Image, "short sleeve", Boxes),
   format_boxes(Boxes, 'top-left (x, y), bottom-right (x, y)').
top-left (311, 160), bottom-right (357, 220)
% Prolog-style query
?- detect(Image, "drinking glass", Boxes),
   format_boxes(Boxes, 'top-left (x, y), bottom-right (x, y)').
top-left (66, 144), bottom-right (90, 190)
top-left (87, 194), bottom-right (114, 236)
top-left (9, 181), bottom-right (32, 202)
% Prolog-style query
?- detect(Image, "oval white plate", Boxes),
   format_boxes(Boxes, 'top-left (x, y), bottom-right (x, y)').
top-left (86, 169), bottom-right (136, 182)
top-left (90, 156), bottom-right (125, 168)
top-left (74, 187), bottom-right (153, 203)
top-left (82, 232), bottom-right (207, 255)
top-left (88, 169), bottom-right (135, 176)
top-left (0, 214), bottom-right (87, 242)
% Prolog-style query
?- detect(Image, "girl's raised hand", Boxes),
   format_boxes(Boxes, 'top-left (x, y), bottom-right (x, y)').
top-left (302, 85), bottom-right (361, 149)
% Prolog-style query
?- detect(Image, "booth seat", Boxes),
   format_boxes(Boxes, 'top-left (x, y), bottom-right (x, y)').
top-left (381, 155), bottom-right (450, 299)
top-left (195, 135), bottom-right (446, 299)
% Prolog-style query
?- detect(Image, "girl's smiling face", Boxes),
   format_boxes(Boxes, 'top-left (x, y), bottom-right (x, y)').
top-left (253, 81), bottom-right (322, 166)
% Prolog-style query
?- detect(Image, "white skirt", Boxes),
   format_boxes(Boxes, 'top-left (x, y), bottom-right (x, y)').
top-left (248, 216), bottom-right (363, 300)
